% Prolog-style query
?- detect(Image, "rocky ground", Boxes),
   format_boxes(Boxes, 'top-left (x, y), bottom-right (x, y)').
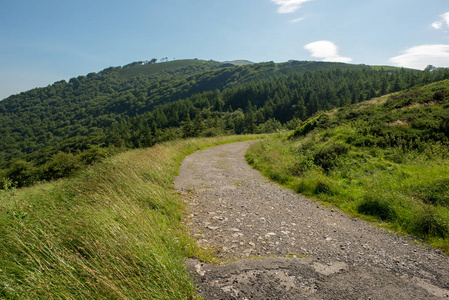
top-left (175, 141), bottom-right (449, 299)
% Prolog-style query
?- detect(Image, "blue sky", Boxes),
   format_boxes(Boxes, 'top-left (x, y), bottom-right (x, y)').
top-left (1, 0), bottom-right (449, 100)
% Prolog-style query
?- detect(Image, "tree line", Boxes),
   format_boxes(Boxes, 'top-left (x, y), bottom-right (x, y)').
top-left (1, 59), bottom-right (448, 187)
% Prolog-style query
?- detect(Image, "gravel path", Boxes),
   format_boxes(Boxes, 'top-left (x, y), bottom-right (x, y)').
top-left (175, 141), bottom-right (449, 299)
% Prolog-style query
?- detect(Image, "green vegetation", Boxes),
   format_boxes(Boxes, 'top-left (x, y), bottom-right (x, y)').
top-left (115, 59), bottom-right (222, 80)
top-left (0, 134), bottom-right (263, 299)
top-left (246, 80), bottom-right (449, 253)
top-left (2, 55), bottom-right (449, 297)
top-left (3, 59), bottom-right (448, 188)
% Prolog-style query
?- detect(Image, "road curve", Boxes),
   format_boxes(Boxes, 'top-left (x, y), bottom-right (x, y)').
top-left (175, 141), bottom-right (449, 299)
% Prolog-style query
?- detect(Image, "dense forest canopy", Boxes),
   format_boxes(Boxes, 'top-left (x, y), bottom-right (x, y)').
top-left (1, 58), bottom-right (448, 187)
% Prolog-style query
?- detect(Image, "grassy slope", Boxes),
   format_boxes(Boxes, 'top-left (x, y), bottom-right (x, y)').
top-left (246, 80), bottom-right (449, 253)
top-left (0, 134), bottom-right (264, 299)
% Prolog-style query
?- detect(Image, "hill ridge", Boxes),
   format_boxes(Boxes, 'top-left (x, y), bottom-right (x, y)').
top-left (1, 61), bottom-right (448, 187)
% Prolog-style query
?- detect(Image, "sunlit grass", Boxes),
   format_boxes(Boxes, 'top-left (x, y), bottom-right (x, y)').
top-left (247, 80), bottom-right (449, 254)
top-left (247, 132), bottom-right (449, 254)
top-left (0, 134), bottom-right (264, 299)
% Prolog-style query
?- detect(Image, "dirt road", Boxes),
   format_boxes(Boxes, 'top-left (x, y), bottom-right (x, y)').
top-left (175, 141), bottom-right (449, 299)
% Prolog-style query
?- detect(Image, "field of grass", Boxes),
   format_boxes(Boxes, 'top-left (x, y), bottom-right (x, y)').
top-left (0, 134), bottom-right (264, 299)
top-left (246, 80), bottom-right (449, 253)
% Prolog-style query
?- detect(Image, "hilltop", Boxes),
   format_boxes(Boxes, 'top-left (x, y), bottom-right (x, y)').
top-left (113, 59), bottom-right (223, 80)
top-left (221, 60), bottom-right (254, 66)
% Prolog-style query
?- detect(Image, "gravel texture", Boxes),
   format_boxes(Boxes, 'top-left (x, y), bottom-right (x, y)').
top-left (175, 141), bottom-right (449, 299)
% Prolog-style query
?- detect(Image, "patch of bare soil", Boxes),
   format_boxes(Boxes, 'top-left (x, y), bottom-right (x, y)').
top-left (175, 141), bottom-right (449, 299)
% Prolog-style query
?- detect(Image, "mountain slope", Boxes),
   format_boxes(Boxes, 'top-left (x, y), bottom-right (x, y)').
top-left (0, 59), bottom-right (448, 186)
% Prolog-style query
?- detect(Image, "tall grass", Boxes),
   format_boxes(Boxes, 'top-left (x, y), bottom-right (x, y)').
top-left (247, 81), bottom-right (449, 253)
top-left (247, 134), bottom-right (449, 253)
top-left (0, 135), bottom-right (263, 299)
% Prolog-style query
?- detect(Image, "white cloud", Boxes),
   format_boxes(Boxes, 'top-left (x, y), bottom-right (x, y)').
top-left (390, 45), bottom-right (449, 70)
top-left (443, 12), bottom-right (449, 26)
top-left (271, 0), bottom-right (311, 14)
top-left (290, 17), bottom-right (305, 23)
top-left (432, 12), bottom-right (449, 30)
top-left (432, 21), bottom-right (442, 30)
top-left (304, 40), bottom-right (352, 63)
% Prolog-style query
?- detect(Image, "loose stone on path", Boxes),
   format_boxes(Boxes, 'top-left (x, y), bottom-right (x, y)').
top-left (175, 141), bottom-right (449, 299)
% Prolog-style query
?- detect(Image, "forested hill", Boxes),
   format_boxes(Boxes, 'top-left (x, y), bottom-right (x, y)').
top-left (1, 58), bottom-right (448, 187)
top-left (0, 59), bottom-right (367, 161)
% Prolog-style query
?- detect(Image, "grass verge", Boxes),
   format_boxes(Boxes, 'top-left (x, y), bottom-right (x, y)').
top-left (246, 133), bottom-right (449, 254)
top-left (0, 134), bottom-right (264, 299)
top-left (247, 81), bottom-right (449, 254)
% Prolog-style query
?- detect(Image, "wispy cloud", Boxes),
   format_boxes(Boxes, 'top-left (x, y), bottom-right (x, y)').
top-left (431, 12), bottom-right (449, 31)
top-left (290, 17), bottom-right (305, 23)
top-left (390, 44), bottom-right (449, 70)
top-left (304, 40), bottom-right (352, 63)
top-left (271, 0), bottom-right (311, 14)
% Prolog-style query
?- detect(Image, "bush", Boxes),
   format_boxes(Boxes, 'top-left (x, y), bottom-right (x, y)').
top-left (289, 155), bottom-right (314, 176)
top-left (312, 142), bottom-right (349, 171)
top-left (414, 179), bottom-right (449, 207)
top-left (201, 127), bottom-right (221, 137)
top-left (5, 160), bottom-right (38, 187)
top-left (295, 174), bottom-right (334, 196)
top-left (41, 152), bottom-right (81, 181)
top-left (433, 90), bottom-right (449, 101)
top-left (79, 146), bottom-right (110, 165)
top-left (409, 207), bottom-right (448, 238)
top-left (314, 179), bottom-right (333, 195)
top-left (357, 192), bottom-right (396, 221)
top-left (257, 118), bottom-right (283, 133)
top-left (291, 114), bottom-right (329, 138)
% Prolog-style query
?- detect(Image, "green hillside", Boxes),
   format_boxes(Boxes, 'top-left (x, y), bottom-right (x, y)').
top-left (1, 59), bottom-right (448, 188)
top-left (246, 79), bottom-right (449, 252)
top-left (115, 59), bottom-right (222, 80)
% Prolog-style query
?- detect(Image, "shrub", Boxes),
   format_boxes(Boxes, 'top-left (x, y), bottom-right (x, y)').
top-left (357, 192), bottom-right (396, 221)
top-left (295, 174), bottom-right (334, 196)
top-left (409, 207), bottom-right (448, 238)
top-left (291, 114), bottom-right (329, 138)
top-left (201, 128), bottom-right (218, 137)
top-left (314, 179), bottom-right (333, 195)
top-left (414, 179), bottom-right (449, 207)
top-left (79, 146), bottom-right (110, 165)
top-left (312, 142), bottom-right (349, 171)
top-left (5, 160), bottom-right (38, 187)
top-left (41, 152), bottom-right (81, 181)
top-left (433, 90), bottom-right (448, 101)
top-left (289, 155), bottom-right (314, 176)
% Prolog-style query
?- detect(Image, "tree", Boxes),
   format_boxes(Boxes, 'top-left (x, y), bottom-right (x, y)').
top-left (244, 101), bottom-right (256, 133)
top-left (182, 113), bottom-right (193, 138)
top-left (192, 109), bottom-right (204, 136)
top-left (292, 92), bottom-right (306, 120)
top-left (392, 75), bottom-right (404, 92)
top-left (307, 91), bottom-right (319, 116)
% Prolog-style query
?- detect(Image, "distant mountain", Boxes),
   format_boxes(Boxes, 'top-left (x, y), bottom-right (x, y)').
top-left (222, 60), bottom-right (254, 66)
